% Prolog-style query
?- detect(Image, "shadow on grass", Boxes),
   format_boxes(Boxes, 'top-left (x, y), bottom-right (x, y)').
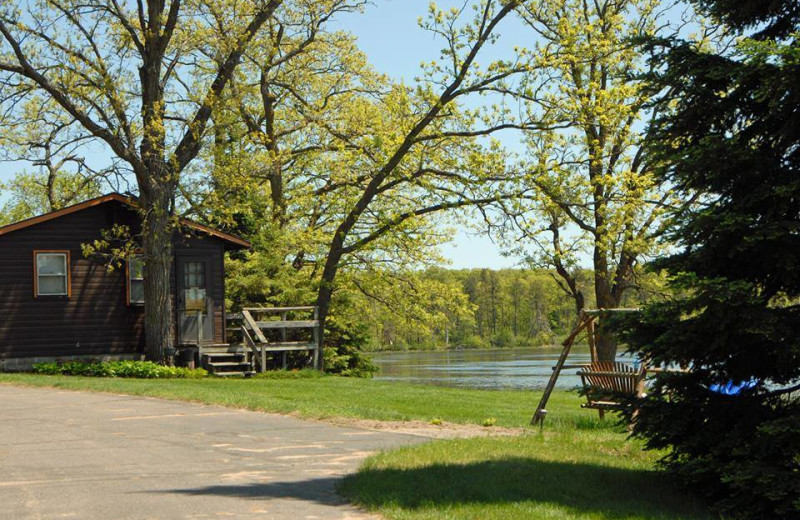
top-left (339, 457), bottom-right (711, 520)
top-left (154, 458), bottom-right (709, 520)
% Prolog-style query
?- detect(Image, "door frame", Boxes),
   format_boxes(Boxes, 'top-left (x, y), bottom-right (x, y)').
top-left (176, 254), bottom-right (215, 345)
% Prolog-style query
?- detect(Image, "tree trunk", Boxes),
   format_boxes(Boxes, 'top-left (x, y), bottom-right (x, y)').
top-left (315, 280), bottom-right (333, 371)
top-left (141, 191), bottom-right (174, 362)
top-left (593, 281), bottom-right (620, 361)
top-left (314, 246), bottom-right (343, 371)
top-left (138, 25), bottom-right (172, 363)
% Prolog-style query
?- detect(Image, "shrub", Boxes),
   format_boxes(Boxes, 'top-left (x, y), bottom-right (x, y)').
top-left (322, 313), bottom-right (378, 378)
top-left (454, 334), bottom-right (487, 350)
top-left (30, 362), bottom-right (62, 375)
top-left (31, 361), bottom-right (208, 379)
top-left (490, 330), bottom-right (515, 348)
top-left (323, 346), bottom-right (377, 378)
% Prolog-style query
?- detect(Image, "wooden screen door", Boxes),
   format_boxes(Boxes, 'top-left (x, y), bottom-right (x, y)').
top-left (177, 256), bottom-right (214, 344)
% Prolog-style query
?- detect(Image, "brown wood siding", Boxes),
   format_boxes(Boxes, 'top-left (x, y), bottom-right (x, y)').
top-left (0, 200), bottom-right (229, 359)
top-left (0, 203), bottom-right (144, 359)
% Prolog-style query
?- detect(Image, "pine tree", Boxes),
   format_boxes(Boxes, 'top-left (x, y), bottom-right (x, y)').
top-left (613, 1), bottom-right (800, 518)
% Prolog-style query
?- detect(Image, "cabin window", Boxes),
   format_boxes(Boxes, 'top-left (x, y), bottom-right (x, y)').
top-left (127, 255), bottom-right (145, 305)
top-left (34, 251), bottom-right (71, 297)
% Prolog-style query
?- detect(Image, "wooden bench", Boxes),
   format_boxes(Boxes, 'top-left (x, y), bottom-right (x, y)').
top-left (578, 361), bottom-right (646, 418)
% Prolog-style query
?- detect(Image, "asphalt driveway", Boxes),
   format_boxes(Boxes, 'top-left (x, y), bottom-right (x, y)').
top-left (0, 385), bottom-right (424, 519)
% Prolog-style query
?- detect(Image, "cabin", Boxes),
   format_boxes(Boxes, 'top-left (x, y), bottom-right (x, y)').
top-left (0, 193), bottom-right (250, 371)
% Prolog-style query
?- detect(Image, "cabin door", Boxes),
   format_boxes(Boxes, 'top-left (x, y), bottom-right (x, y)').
top-left (177, 256), bottom-right (214, 344)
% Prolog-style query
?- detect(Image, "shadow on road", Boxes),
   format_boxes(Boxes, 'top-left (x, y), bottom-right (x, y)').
top-left (154, 457), bottom-right (712, 520)
top-left (156, 477), bottom-right (347, 506)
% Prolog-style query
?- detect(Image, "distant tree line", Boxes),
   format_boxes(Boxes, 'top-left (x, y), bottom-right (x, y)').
top-left (355, 268), bottom-right (665, 351)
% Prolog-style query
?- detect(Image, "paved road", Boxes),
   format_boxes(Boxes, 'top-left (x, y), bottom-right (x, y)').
top-left (0, 385), bottom-right (425, 520)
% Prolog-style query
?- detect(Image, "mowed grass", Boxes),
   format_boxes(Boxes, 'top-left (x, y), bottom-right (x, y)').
top-left (0, 372), bottom-right (572, 428)
top-left (339, 434), bottom-right (710, 520)
top-left (0, 373), bottom-right (711, 520)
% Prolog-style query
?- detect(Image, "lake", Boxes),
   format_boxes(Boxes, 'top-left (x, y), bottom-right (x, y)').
top-left (371, 346), bottom-right (595, 391)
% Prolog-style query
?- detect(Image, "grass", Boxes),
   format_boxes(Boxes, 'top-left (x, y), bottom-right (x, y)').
top-left (0, 371), bottom-right (586, 428)
top-left (339, 435), bottom-right (711, 520)
top-left (0, 372), bottom-right (712, 520)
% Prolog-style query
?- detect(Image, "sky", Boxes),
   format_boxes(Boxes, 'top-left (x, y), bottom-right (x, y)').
top-left (0, 0), bottom-right (533, 270)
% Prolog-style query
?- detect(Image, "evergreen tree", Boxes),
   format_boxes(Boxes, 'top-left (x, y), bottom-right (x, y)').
top-left (614, 2), bottom-right (800, 518)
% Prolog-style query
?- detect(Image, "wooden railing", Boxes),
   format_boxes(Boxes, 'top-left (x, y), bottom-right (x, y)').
top-left (239, 306), bottom-right (321, 373)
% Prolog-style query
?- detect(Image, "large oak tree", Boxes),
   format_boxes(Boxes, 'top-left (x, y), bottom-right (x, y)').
top-left (497, 0), bottom-right (709, 360)
top-left (0, 0), bottom-right (284, 360)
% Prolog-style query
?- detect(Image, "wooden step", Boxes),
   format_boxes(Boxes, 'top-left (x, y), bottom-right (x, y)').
top-left (207, 361), bottom-right (251, 370)
top-left (244, 342), bottom-right (317, 353)
top-left (203, 352), bottom-right (246, 361)
top-left (212, 371), bottom-right (255, 378)
top-left (208, 362), bottom-right (251, 368)
top-left (198, 343), bottom-right (238, 351)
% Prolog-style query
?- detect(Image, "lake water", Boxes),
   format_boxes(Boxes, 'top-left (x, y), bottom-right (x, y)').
top-left (371, 347), bottom-right (595, 391)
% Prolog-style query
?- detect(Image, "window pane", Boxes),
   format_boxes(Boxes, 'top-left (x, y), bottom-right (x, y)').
top-left (129, 257), bottom-right (144, 280)
top-left (130, 280), bottom-right (144, 303)
top-left (185, 262), bottom-right (205, 288)
top-left (39, 275), bottom-right (67, 295)
top-left (37, 254), bottom-right (66, 275)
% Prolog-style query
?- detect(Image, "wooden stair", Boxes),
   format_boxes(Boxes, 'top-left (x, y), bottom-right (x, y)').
top-left (199, 345), bottom-right (254, 377)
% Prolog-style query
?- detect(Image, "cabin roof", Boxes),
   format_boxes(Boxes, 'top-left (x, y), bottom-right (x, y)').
top-left (0, 193), bottom-right (251, 249)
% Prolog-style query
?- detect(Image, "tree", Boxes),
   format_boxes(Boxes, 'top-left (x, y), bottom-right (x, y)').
top-left (305, 0), bottom-right (536, 368)
top-left (0, 0), bottom-right (284, 360)
top-left (182, 0), bottom-right (374, 231)
top-left (0, 96), bottom-right (118, 224)
top-left (202, 0), bottom-right (532, 368)
top-left (497, 0), bottom-right (697, 360)
top-left (184, 0), bottom-right (449, 362)
top-left (0, 170), bottom-right (103, 226)
top-left (613, 1), bottom-right (800, 517)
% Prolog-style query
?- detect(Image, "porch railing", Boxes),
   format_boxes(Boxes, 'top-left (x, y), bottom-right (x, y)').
top-left (239, 306), bottom-right (321, 372)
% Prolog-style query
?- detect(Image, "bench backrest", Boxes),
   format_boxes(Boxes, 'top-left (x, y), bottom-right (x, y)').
top-left (578, 361), bottom-right (644, 396)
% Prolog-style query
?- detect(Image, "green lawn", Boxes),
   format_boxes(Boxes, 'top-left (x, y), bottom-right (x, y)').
top-left (0, 373), bottom-right (711, 520)
top-left (339, 434), bottom-right (710, 520)
top-left (0, 372), bottom-right (581, 428)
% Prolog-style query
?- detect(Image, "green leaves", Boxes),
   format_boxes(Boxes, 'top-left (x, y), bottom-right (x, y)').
top-left (31, 361), bottom-right (209, 379)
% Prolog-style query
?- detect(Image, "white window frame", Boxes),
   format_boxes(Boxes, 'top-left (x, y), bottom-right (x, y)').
top-left (34, 251), bottom-right (70, 298)
top-left (127, 255), bottom-right (145, 306)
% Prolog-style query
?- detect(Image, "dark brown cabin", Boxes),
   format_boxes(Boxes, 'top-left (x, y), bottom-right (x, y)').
top-left (0, 193), bottom-right (250, 371)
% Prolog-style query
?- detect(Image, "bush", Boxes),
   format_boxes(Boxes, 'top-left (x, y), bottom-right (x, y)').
top-left (322, 313), bottom-right (378, 378)
top-left (490, 329), bottom-right (515, 348)
top-left (31, 361), bottom-right (208, 379)
top-left (454, 334), bottom-right (487, 350)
